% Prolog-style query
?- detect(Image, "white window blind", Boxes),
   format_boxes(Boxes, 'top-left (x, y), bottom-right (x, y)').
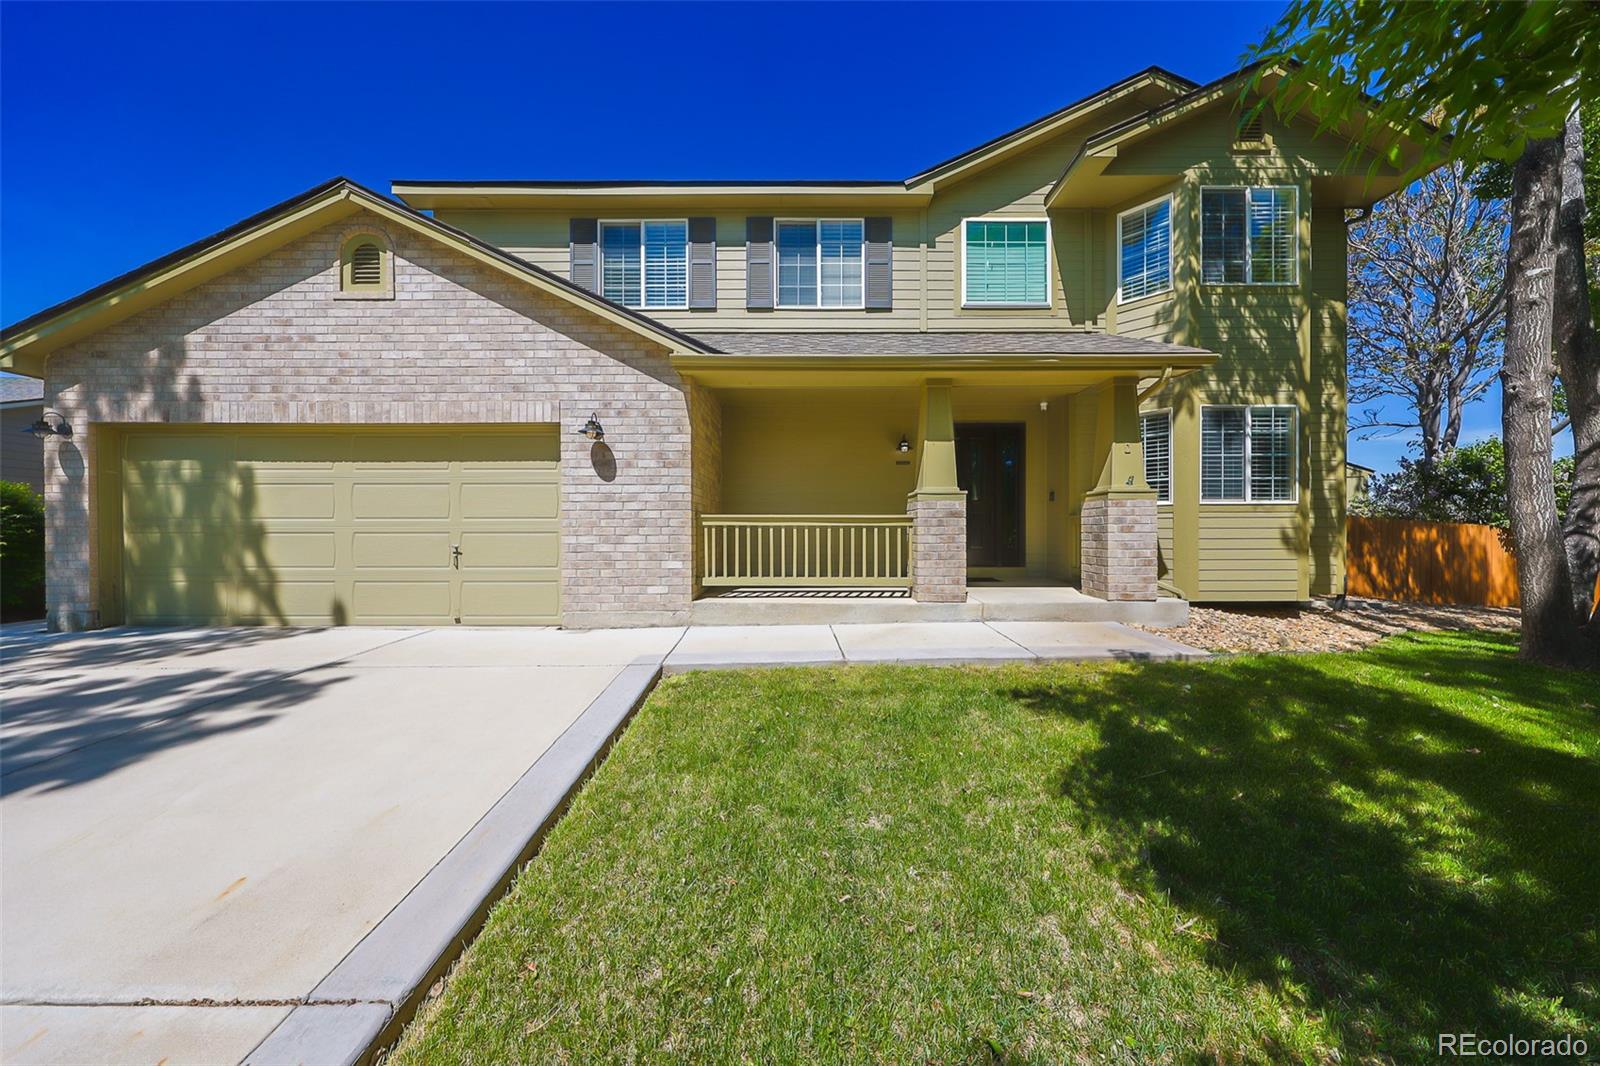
top-left (1141, 411), bottom-right (1171, 502)
top-left (601, 221), bottom-right (687, 308)
top-left (1119, 199), bottom-right (1172, 302)
top-left (1201, 405), bottom-right (1296, 501)
top-left (1201, 187), bottom-right (1296, 285)
top-left (777, 220), bottom-right (863, 307)
top-left (963, 220), bottom-right (1049, 305)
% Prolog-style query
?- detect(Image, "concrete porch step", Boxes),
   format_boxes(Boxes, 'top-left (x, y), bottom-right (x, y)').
top-left (690, 586), bottom-right (1188, 627)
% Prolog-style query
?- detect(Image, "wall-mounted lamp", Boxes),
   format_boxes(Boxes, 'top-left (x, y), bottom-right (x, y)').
top-left (897, 434), bottom-right (911, 453)
top-left (25, 411), bottom-right (72, 441)
top-left (577, 413), bottom-right (605, 442)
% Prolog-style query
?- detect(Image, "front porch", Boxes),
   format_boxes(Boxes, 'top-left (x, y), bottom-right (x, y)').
top-left (690, 578), bottom-right (1188, 627)
top-left (682, 358), bottom-right (1206, 628)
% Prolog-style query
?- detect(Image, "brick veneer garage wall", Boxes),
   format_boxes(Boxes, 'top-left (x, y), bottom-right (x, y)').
top-left (41, 209), bottom-right (694, 630)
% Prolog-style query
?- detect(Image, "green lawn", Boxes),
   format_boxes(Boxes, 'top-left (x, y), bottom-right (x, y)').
top-left (394, 632), bottom-right (1598, 1064)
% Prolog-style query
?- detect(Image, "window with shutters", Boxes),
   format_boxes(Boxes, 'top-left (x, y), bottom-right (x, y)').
top-left (1201, 405), bottom-right (1296, 502)
top-left (1200, 187), bottom-right (1297, 285)
top-left (1117, 197), bottom-right (1172, 303)
top-left (339, 233), bottom-right (392, 297)
top-left (775, 219), bottom-right (863, 308)
top-left (962, 219), bottom-right (1050, 307)
top-left (1140, 410), bottom-right (1172, 503)
top-left (600, 220), bottom-right (687, 308)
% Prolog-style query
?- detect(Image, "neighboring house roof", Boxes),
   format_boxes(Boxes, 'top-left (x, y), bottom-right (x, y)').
top-left (0, 178), bottom-right (714, 377)
top-left (689, 331), bottom-right (1211, 358)
top-left (1346, 461), bottom-right (1376, 474)
top-left (0, 375), bottom-right (44, 406)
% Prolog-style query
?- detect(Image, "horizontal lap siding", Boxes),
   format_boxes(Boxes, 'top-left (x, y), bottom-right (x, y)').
top-left (1197, 506), bottom-right (1300, 599)
top-left (1155, 505), bottom-right (1175, 583)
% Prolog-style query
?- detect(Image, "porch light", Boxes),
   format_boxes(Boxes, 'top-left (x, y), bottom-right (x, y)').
top-left (897, 435), bottom-right (911, 453)
top-left (25, 411), bottom-right (72, 441)
top-left (577, 413), bottom-right (605, 441)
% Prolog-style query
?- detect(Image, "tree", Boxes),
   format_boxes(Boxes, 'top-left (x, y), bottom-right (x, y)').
top-left (0, 480), bottom-right (45, 621)
top-left (1346, 164), bottom-right (1507, 464)
top-left (1253, 0), bottom-right (1600, 667)
top-left (1361, 437), bottom-right (1575, 528)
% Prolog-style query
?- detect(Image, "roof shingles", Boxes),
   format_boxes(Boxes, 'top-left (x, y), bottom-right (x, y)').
top-left (685, 331), bottom-right (1209, 357)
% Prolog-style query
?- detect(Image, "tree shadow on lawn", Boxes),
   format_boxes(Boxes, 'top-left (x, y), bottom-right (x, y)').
top-left (1012, 632), bottom-right (1599, 1060)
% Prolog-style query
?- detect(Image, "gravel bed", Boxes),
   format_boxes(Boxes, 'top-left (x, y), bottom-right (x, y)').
top-left (1137, 597), bottom-right (1519, 654)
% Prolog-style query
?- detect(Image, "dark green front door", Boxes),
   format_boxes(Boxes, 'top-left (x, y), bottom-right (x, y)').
top-left (956, 423), bottom-right (1024, 567)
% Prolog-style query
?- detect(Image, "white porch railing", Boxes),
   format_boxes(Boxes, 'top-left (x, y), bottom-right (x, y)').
top-left (699, 514), bottom-right (913, 587)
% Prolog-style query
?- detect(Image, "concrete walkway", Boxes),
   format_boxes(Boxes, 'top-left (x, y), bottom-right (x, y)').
top-left (0, 619), bottom-right (1200, 1065)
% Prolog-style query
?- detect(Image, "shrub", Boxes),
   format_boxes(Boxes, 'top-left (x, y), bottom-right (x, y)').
top-left (0, 480), bottom-right (46, 620)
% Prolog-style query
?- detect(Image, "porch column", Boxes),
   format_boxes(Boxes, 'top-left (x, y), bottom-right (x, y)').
top-left (907, 378), bottom-right (967, 603)
top-left (1081, 376), bottom-right (1158, 601)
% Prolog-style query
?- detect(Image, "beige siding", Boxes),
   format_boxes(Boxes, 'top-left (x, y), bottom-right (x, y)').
top-left (1155, 504), bottom-right (1175, 585)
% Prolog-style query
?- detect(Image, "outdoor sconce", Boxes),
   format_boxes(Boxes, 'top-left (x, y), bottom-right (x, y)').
top-left (25, 411), bottom-right (72, 441)
top-left (577, 413), bottom-right (605, 442)
top-left (897, 435), bottom-right (911, 453)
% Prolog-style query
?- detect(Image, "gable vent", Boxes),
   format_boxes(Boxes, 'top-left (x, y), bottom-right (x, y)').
top-left (350, 242), bottom-right (383, 286)
top-left (1236, 113), bottom-right (1265, 144)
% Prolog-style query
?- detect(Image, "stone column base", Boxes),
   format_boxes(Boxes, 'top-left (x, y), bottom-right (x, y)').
top-left (908, 494), bottom-right (967, 603)
top-left (1080, 493), bottom-right (1157, 601)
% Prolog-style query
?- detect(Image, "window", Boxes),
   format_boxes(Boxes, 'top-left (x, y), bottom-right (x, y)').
top-left (1200, 187), bottom-right (1296, 284)
top-left (1201, 405), bottom-right (1296, 501)
top-left (600, 220), bottom-right (687, 308)
top-left (776, 219), bottom-right (863, 307)
top-left (339, 233), bottom-right (391, 297)
top-left (1141, 411), bottom-right (1171, 502)
top-left (963, 219), bottom-right (1049, 306)
top-left (1118, 198), bottom-right (1172, 302)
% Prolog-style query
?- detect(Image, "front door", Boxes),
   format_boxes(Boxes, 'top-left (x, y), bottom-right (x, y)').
top-left (956, 423), bottom-right (1024, 567)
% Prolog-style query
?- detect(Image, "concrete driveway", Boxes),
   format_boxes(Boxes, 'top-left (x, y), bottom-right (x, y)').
top-left (0, 624), bottom-right (680, 1065)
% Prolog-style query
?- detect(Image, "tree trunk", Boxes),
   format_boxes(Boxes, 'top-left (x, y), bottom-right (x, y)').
top-left (1503, 136), bottom-right (1586, 665)
top-left (1554, 104), bottom-right (1600, 631)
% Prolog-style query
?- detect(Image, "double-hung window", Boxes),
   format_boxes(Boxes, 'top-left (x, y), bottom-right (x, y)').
top-left (963, 219), bottom-right (1050, 306)
top-left (776, 219), bottom-right (863, 307)
top-left (1118, 198), bottom-right (1172, 302)
top-left (1200, 187), bottom-right (1296, 284)
top-left (600, 220), bottom-right (687, 308)
top-left (1201, 405), bottom-right (1296, 502)
top-left (1140, 410), bottom-right (1172, 502)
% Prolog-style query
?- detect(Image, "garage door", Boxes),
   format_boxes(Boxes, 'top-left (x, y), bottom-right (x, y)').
top-left (121, 428), bottom-right (560, 626)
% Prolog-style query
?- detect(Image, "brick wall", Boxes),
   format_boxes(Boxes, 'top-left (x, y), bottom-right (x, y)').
top-left (908, 496), bottom-right (966, 603)
top-left (1080, 494), bottom-right (1157, 601)
top-left (42, 209), bottom-right (695, 630)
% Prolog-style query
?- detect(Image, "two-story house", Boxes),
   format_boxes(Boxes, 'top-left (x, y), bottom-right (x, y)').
top-left (0, 64), bottom-right (1422, 631)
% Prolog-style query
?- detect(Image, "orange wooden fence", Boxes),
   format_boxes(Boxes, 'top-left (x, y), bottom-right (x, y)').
top-left (1346, 516), bottom-right (1522, 608)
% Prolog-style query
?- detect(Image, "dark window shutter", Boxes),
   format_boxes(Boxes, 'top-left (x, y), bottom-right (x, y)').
top-left (569, 218), bottom-right (598, 293)
top-left (689, 217), bottom-right (717, 309)
top-left (865, 216), bottom-right (893, 309)
top-left (746, 216), bottom-right (774, 310)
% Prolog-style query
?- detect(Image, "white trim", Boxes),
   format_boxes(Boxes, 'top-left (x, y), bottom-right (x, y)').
top-left (1139, 407), bottom-right (1173, 504)
top-left (598, 218), bottom-right (690, 310)
top-left (773, 218), bottom-right (866, 310)
top-left (1116, 194), bottom-right (1174, 306)
top-left (960, 216), bottom-right (1053, 309)
top-left (1198, 403), bottom-right (1299, 503)
top-left (1198, 185), bottom-right (1299, 287)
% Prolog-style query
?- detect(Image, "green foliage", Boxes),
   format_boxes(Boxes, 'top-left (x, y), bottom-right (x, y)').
top-left (393, 637), bottom-right (1600, 1063)
top-left (1362, 438), bottom-right (1575, 526)
top-left (1252, 1), bottom-right (1599, 172)
top-left (0, 480), bottom-right (45, 620)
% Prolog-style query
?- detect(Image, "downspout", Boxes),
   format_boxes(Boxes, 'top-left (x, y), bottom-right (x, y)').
top-left (1136, 366), bottom-right (1173, 404)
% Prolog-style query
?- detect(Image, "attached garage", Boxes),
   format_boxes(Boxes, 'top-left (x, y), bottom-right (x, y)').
top-left (114, 428), bottom-right (561, 626)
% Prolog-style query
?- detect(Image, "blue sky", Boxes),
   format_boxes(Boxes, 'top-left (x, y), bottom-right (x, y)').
top-left (0, 0), bottom-right (1503, 472)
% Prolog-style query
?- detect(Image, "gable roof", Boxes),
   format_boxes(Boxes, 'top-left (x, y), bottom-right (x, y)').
top-left (0, 178), bottom-right (712, 377)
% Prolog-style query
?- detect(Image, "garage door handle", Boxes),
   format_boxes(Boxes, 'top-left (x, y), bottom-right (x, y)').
top-left (451, 544), bottom-right (462, 568)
